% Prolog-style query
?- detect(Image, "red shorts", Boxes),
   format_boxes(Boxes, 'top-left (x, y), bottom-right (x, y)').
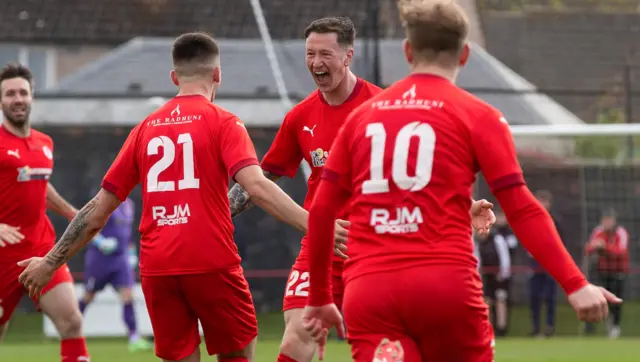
top-left (141, 266), bottom-right (258, 361)
top-left (0, 261), bottom-right (73, 325)
top-left (283, 266), bottom-right (344, 311)
top-left (342, 266), bottom-right (494, 362)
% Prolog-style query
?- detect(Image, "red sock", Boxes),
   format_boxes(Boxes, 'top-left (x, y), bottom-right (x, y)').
top-left (277, 354), bottom-right (298, 362)
top-left (219, 357), bottom-right (249, 362)
top-left (61, 337), bottom-right (89, 362)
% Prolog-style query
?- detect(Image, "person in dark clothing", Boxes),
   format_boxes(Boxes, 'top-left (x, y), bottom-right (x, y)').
top-left (585, 208), bottom-right (629, 339)
top-left (477, 226), bottom-right (512, 337)
top-left (529, 190), bottom-right (563, 337)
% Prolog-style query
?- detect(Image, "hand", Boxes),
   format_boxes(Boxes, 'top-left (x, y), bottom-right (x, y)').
top-left (0, 224), bottom-right (25, 247)
top-left (128, 248), bottom-right (139, 269)
top-left (593, 238), bottom-right (605, 250)
top-left (17, 257), bottom-right (56, 298)
top-left (567, 284), bottom-right (622, 323)
top-left (302, 304), bottom-right (346, 360)
top-left (333, 219), bottom-right (349, 259)
top-left (470, 199), bottom-right (495, 237)
top-left (93, 234), bottom-right (118, 255)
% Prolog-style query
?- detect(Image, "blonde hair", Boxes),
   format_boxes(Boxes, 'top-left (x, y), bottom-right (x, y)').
top-left (398, 0), bottom-right (469, 65)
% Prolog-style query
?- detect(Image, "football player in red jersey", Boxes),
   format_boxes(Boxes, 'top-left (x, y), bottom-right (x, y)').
top-left (17, 32), bottom-right (342, 362)
top-left (227, 16), bottom-right (495, 362)
top-left (0, 64), bottom-right (90, 361)
top-left (302, 1), bottom-right (622, 361)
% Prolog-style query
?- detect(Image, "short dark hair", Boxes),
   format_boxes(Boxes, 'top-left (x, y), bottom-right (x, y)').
top-left (0, 63), bottom-right (33, 90)
top-left (398, 0), bottom-right (469, 64)
top-left (172, 32), bottom-right (220, 76)
top-left (304, 17), bottom-right (356, 47)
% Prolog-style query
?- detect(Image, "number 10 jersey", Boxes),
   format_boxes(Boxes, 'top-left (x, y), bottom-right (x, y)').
top-left (102, 94), bottom-right (259, 276)
top-left (322, 74), bottom-right (524, 285)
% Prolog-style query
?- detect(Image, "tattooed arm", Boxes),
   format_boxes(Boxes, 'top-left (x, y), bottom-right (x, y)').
top-left (229, 169), bottom-right (281, 217)
top-left (47, 183), bottom-right (79, 221)
top-left (43, 188), bottom-right (123, 269)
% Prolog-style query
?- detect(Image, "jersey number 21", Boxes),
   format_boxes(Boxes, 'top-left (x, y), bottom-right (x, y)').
top-left (146, 133), bottom-right (200, 192)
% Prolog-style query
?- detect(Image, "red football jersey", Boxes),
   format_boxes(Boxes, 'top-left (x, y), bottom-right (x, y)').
top-left (322, 74), bottom-right (523, 284)
top-left (0, 127), bottom-right (57, 263)
top-left (261, 78), bottom-right (382, 272)
top-left (586, 225), bottom-right (630, 273)
top-left (103, 95), bottom-right (259, 276)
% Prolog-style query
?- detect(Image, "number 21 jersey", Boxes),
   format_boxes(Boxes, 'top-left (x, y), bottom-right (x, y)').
top-left (323, 74), bottom-right (523, 284)
top-left (102, 95), bottom-right (259, 276)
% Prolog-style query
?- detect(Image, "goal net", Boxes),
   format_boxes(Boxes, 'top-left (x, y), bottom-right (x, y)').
top-left (475, 124), bottom-right (640, 334)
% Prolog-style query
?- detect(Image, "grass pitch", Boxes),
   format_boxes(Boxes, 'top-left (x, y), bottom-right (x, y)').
top-left (2, 304), bottom-right (639, 361)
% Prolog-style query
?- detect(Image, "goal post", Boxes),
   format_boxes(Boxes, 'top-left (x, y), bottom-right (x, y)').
top-left (476, 123), bottom-right (640, 307)
top-left (248, 0), bottom-right (313, 181)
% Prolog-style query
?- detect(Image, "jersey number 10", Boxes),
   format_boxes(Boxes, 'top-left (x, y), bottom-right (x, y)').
top-left (147, 133), bottom-right (200, 192)
top-left (362, 122), bottom-right (436, 195)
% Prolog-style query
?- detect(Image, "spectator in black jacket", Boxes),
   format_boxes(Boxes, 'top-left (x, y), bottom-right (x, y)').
top-left (477, 223), bottom-right (512, 337)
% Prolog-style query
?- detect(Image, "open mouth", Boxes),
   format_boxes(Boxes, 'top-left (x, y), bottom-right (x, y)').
top-left (11, 107), bottom-right (27, 117)
top-left (314, 71), bottom-right (329, 83)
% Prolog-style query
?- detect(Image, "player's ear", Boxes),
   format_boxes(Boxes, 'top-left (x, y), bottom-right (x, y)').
top-left (403, 38), bottom-right (413, 65)
top-left (345, 47), bottom-right (354, 67)
top-left (213, 66), bottom-right (221, 86)
top-left (459, 43), bottom-right (471, 67)
top-left (170, 70), bottom-right (179, 86)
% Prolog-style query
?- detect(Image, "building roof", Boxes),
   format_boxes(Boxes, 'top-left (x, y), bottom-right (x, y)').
top-left (52, 37), bottom-right (582, 125)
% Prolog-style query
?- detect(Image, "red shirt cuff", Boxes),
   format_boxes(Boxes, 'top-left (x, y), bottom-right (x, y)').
top-left (229, 158), bottom-right (259, 181)
top-left (101, 180), bottom-right (127, 201)
top-left (260, 162), bottom-right (292, 179)
top-left (562, 276), bottom-right (589, 296)
top-left (309, 290), bottom-right (333, 306)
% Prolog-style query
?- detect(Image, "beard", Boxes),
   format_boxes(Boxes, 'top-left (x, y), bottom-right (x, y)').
top-left (2, 105), bottom-right (30, 128)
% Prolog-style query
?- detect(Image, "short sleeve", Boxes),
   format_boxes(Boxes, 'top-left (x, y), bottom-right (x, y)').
top-left (102, 125), bottom-right (142, 201)
top-left (219, 117), bottom-right (259, 178)
top-left (260, 112), bottom-right (304, 178)
top-left (471, 109), bottom-right (524, 193)
top-left (321, 119), bottom-right (354, 192)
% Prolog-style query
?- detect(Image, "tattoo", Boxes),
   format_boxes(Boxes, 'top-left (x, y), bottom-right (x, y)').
top-left (229, 170), bottom-right (281, 218)
top-left (44, 196), bottom-right (101, 269)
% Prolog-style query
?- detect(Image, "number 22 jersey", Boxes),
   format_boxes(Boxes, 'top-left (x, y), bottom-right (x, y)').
top-left (323, 74), bottom-right (524, 284)
top-left (102, 95), bottom-right (259, 276)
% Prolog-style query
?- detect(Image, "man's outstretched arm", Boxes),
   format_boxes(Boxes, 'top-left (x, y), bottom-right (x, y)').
top-left (44, 188), bottom-right (123, 269)
top-left (46, 183), bottom-right (79, 221)
top-left (229, 169), bottom-right (281, 217)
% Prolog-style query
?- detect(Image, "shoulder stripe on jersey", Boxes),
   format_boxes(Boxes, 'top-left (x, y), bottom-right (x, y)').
top-left (488, 173), bottom-right (525, 194)
top-left (260, 163), bottom-right (288, 178)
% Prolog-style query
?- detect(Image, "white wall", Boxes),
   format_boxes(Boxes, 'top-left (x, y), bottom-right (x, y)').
top-left (43, 283), bottom-right (203, 338)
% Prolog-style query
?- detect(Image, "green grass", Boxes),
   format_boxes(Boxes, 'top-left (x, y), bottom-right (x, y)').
top-left (2, 304), bottom-right (640, 361)
top-left (1, 338), bottom-right (639, 362)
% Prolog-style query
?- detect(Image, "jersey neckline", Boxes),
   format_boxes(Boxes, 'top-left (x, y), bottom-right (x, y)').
top-left (317, 77), bottom-right (364, 108)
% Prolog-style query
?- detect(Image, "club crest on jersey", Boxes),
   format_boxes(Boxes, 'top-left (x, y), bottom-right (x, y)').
top-left (42, 145), bottom-right (53, 160)
top-left (373, 338), bottom-right (404, 362)
top-left (309, 148), bottom-right (329, 167)
top-left (16, 166), bottom-right (52, 182)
